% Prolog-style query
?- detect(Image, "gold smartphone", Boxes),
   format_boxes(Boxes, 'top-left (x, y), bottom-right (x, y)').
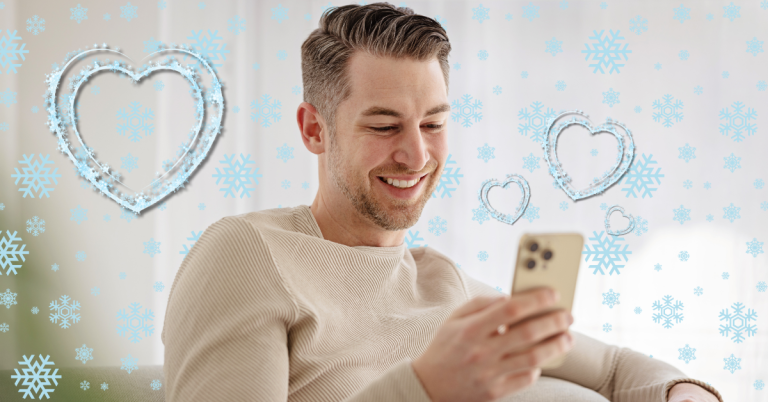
top-left (510, 232), bottom-right (584, 370)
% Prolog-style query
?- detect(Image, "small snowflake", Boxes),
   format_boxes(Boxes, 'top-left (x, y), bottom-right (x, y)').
top-left (49, 295), bottom-right (81, 328)
top-left (119, 272), bottom-right (126, 279)
top-left (31, 306), bottom-right (39, 314)
top-left (522, 204), bottom-right (540, 223)
top-left (678, 250), bottom-right (690, 262)
top-left (0, 323), bottom-right (7, 332)
top-left (722, 203), bottom-right (741, 223)
top-left (198, 203), bottom-right (206, 210)
top-left (472, 206), bottom-right (490, 225)
top-left (723, 71), bottom-right (730, 78)
top-left (80, 380), bottom-right (90, 390)
top-left (694, 286), bottom-right (703, 296)
top-left (70, 205), bottom-right (88, 225)
top-left (602, 289), bottom-right (620, 308)
top-left (158, 1), bottom-right (167, 9)
top-left (101, 382), bottom-right (109, 391)
top-left (26, 216), bottom-right (45, 236)
top-left (758, 81), bottom-right (768, 91)
top-left (634, 307), bottom-right (642, 314)
top-left (754, 179), bottom-right (765, 189)
top-left (723, 2), bottom-right (741, 21)
top-left (545, 37), bottom-right (563, 56)
top-left (472, 3), bottom-right (490, 23)
top-left (70, 4), bottom-right (88, 23)
top-left (121, 354), bottom-right (138, 374)
top-left (429, 216), bottom-right (447, 236)
top-left (757, 281), bottom-right (767, 292)
top-left (678, 344), bottom-right (696, 364)
top-left (153, 281), bottom-right (164, 292)
top-left (75, 251), bottom-right (86, 261)
top-left (722, 272), bottom-right (730, 279)
top-left (153, 80), bottom-right (164, 91)
top-left (746, 238), bottom-right (764, 258)
top-left (654, 263), bottom-right (662, 272)
top-left (276, 143), bottom-right (294, 163)
top-left (559, 201), bottom-right (569, 211)
top-left (652, 295), bottom-right (684, 329)
top-left (706, 214), bottom-right (714, 222)
top-left (51, 263), bottom-right (59, 272)
top-left (103, 13), bottom-right (111, 20)
top-left (654, 62), bottom-right (661, 70)
top-left (521, 71), bottom-right (528, 78)
top-left (694, 85), bottom-right (703, 95)
top-left (271, 3), bottom-right (288, 23)
top-left (120, 2), bottom-right (138, 21)
top-left (281, 180), bottom-right (290, 189)
top-left (143, 238), bottom-right (161, 258)
top-left (477, 50), bottom-right (489, 60)
top-left (26, 15), bottom-right (45, 35)
top-left (673, 205), bottom-right (691, 225)
top-left (704, 181), bottom-right (711, 189)
top-left (477, 143), bottom-right (495, 163)
top-left (683, 180), bottom-right (692, 189)
top-left (477, 251), bottom-right (488, 261)
top-left (630, 15), bottom-right (648, 35)
top-left (602, 323), bottom-right (612, 332)
top-left (228, 15), bottom-right (246, 34)
top-left (602, 87), bottom-right (620, 107)
top-left (555, 80), bottom-right (566, 91)
top-left (679, 50), bottom-right (689, 60)
top-left (75, 344), bottom-right (93, 364)
top-left (522, 153), bottom-right (540, 172)
top-left (1, 288), bottom-right (17, 309)
top-left (151, 379), bottom-right (162, 391)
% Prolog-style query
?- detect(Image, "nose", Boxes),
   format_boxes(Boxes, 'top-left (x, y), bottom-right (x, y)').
top-left (392, 123), bottom-right (430, 173)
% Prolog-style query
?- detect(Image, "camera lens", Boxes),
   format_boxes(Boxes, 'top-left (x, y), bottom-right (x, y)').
top-left (526, 259), bottom-right (536, 269)
top-left (529, 242), bottom-right (539, 252)
top-left (542, 250), bottom-right (553, 260)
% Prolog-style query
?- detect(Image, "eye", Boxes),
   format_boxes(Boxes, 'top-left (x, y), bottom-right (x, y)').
top-left (371, 124), bottom-right (444, 132)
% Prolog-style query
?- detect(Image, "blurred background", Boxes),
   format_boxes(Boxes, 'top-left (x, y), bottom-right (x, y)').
top-left (0, 0), bottom-right (766, 400)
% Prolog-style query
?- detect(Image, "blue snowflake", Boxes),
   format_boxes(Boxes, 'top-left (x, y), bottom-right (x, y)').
top-left (10, 355), bottom-right (62, 399)
top-left (719, 302), bottom-right (757, 343)
top-left (117, 303), bottom-right (155, 343)
top-left (633, 216), bottom-right (648, 236)
top-left (120, 208), bottom-right (136, 223)
top-left (694, 85), bottom-right (703, 95)
top-left (522, 153), bottom-right (540, 173)
top-left (746, 238), bottom-right (764, 258)
top-left (582, 231), bottom-right (632, 275)
top-left (121, 354), bottom-right (138, 374)
top-left (228, 15), bottom-right (245, 34)
top-left (602, 289), bottom-right (620, 308)
top-left (761, 201), bottom-right (767, 211)
top-left (602, 87), bottom-right (620, 107)
top-left (719, 101), bottom-right (757, 142)
top-left (276, 143), bottom-right (294, 163)
top-left (121, 153), bottom-right (139, 173)
top-left (706, 13), bottom-right (714, 20)
top-left (755, 379), bottom-right (765, 390)
top-left (26, 15), bottom-right (45, 35)
top-left (104, 13), bottom-right (111, 20)
top-left (271, 4), bottom-right (288, 23)
top-left (198, 203), bottom-right (206, 210)
top-left (277, 50), bottom-right (287, 60)
top-left (559, 201), bottom-right (569, 211)
top-left (291, 86), bottom-right (302, 95)
top-left (281, 180), bottom-right (290, 189)
top-left (179, 230), bottom-right (202, 257)
top-left (477, 143), bottom-right (495, 163)
top-left (683, 179), bottom-right (692, 189)
top-left (75, 251), bottom-right (86, 261)
top-left (185, 30), bottom-right (230, 72)
top-left (472, 205), bottom-right (490, 225)
top-left (431, 154), bottom-right (463, 198)
top-left (143, 37), bottom-right (161, 53)
top-left (634, 307), bottom-right (642, 314)
top-left (153, 80), bottom-right (164, 91)
top-left (678, 250), bottom-right (689, 261)
top-left (117, 102), bottom-right (154, 142)
top-left (518, 101), bottom-right (556, 143)
top-left (435, 15), bottom-right (448, 30)
top-left (302, 182), bottom-right (309, 189)
top-left (723, 153), bottom-right (741, 172)
top-left (0, 88), bottom-right (16, 106)
top-left (11, 154), bottom-right (62, 198)
top-left (1, 288), bottom-right (17, 308)
top-left (560, 1), bottom-right (568, 9)
top-left (251, 94), bottom-right (282, 127)
top-left (522, 204), bottom-right (540, 222)
top-left (758, 81), bottom-right (767, 91)
top-left (521, 71), bottom-right (528, 78)
top-left (153, 282), bottom-right (164, 292)
top-left (746, 37), bottom-right (764, 56)
top-left (678, 143), bottom-right (696, 163)
top-left (70, 204), bottom-right (88, 225)
top-left (555, 80), bottom-right (566, 91)
top-left (672, 204), bottom-right (691, 225)
top-left (654, 62), bottom-right (661, 70)
top-left (492, 85), bottom-right (502, 95)
top-left (654, 263), bottom-right (662, 271)
top-left (158, 1), bottom-right (167, 9)
top-left (581, 29), bottom-right (632, 74)
top-left (758, 281), bottom-right (767, 292)
top-left (678, 344), bottom-right (696, 364)
top-left (477, 251), bottom-right (489, 261)
top-left (600, 203), bottom-right (608, 210)
top-left (723, 2), bottom-right (741, 21)
top-left (120, 2), bottom-right (138, 21)
top-left (521, 2), bottom-right (539, 21)
top-left (143, 238), bottom-right (161, 258)
top-left (151, 379), bottom-right (162, 390)
top-left (545, 37), bottom-right (563, 56)
top-left (75, 344), bottom-right (93, 364)
top-left (119, 272), bottom-right (126, 279)
top-left (472, 3), bottom-right (490, 23)
top-left (451, 94), bottom-right (483, 128)
top-left (673, 4), bottom-right (691, 23)
top-left (404, 230), bottom-right (427, 248)
top-left (679, 50), bottom-right (689, 60)
top-left (652, 295), bottom-right (684, 328)
top-left (212, 154), bottom-right (263, 198)
top-left (428, 216), bottom-right (447, 236)
top-left (755, 179), bottom-right (765, 189)
top-left (26, 216), bottom-right (45, 236)
top-left (49, 295), bottom-right (81, 329)
top-left (652, 94), bottom-right (684, 127)
top-left (603, 323), bottom-right (612, 332)
top-left (91, 287), bottom-right (99, 295)
top-left (723, 203), bottom-right (741, 222)
top-left (70, 4), bottom-right (88, 23)
top-left (621, 153), bottom-right (665, 198)
top-left (706, 214), bottom-right (714, 222)
top-left (723, 272), bottom-right (730, 279)
top-left (629, 15), bottom-right (648, 35)
top-left (694, 286), bottom-right (703, 296)
top-left (80, 380), bottom-right (90, 390)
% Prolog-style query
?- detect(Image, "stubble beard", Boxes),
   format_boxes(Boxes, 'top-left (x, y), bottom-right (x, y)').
top-left (326, 130), bottom-right (440, 231)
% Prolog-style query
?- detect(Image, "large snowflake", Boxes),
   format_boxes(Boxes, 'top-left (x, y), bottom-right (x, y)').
top-left (117, 101), bottom-right (155, 142)
top-left (652, 295), bottom-right (684, 329)
top-left (431, 154), bottom-right (463, 198)
top-left (11, 154), bottom-right (62, 198)
top-left (251, 94), bottom-right (282, 127)
top-left (11, 354), bottom-right (62, 399)
top-left (620, 153), bottom-right (664, 198)
top-left (185, 30), bottom-right (230, 72)
top-left (652, 94), bottom-right (684, 127)
top-left (518, 101), bottom-right (556, 143)
top-left (0, 30), bottom-right (29, 74)
top-left (719, 302), bottom-right (757, 343)
top-left (117, 302), bottom-right (155, 343)
top-left (718, 101), bottom-right (757, 142)
top-left (582, 231), bottom-right (632, 275)
top-left (212, 153), bottom-right (263, 198)
top-left (451, 94), bottom-right (483, 128)
top-left (404, 230), bottom-right (428, 248)
top-left (0, 230), bottom-right (29, 276)
top-left (581, 29), bottom-right (631, 74)
top-left (49, 295), bottom-right (81, 329)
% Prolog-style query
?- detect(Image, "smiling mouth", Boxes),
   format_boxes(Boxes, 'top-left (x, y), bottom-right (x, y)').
top-left (377, 173), bottom-right (429, 188)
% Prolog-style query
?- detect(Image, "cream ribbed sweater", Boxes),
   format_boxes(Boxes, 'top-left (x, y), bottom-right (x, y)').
top-left (162, 204), bottom-right (723, 402)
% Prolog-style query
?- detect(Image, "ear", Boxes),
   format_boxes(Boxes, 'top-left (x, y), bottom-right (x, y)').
top-left (297, 102), bottom-right (326, 155)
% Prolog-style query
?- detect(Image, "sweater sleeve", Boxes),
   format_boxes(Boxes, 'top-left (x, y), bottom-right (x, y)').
top-left (162, 216), bottom-right (434, 402)
top-left (459, 271), bottom-right (724, 402)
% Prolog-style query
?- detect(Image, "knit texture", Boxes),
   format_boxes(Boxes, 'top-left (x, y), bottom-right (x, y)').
top-left (162, 204), bottom-right (724, 402)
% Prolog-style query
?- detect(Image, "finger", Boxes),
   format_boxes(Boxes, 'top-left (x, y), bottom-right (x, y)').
top-left (450, 294), bottom-right (508, 320)
top-left (469, 287), bottom-right (556, 339)
top-left (493, 309), bottom-right (572, 357)
top-left (497, 331), bottom-right (573, 376)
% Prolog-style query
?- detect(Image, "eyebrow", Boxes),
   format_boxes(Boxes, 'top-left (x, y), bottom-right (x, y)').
top-left (360, 103), bottom-right (451, 119)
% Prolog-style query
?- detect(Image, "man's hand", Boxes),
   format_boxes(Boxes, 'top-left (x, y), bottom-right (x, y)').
top-left (667, 382), bottom-right (720, 402)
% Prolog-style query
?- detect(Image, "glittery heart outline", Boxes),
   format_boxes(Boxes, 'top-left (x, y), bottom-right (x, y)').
top-left (478, 174), bottom-right (531, 225)
top-left (604, 204), bottom-right (635, 236)
top-left (45, 45), bottom-right (224, 215)
top-left (543, 110), bottom-right (635, 201)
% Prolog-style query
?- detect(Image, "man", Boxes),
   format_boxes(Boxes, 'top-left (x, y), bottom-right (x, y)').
top-left (163, 3), bottom-right (723, 401)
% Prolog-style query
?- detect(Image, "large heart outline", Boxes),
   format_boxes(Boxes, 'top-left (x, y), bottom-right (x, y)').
top-left (542, 110), bottom-right (635, 201)
top-left (604, 204), bottom-right (635, 236)
top-left (44, 44), bottom-right (224, 214)
top-left (478, 174), bottom-right (531, 225)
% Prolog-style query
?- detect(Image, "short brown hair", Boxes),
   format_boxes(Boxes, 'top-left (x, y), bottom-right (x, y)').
top-left (301, 2), bottom-right (451, 140)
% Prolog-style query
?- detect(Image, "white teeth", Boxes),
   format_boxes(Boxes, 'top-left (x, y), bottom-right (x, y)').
top-left (382, 176), bottom-right (420, 188)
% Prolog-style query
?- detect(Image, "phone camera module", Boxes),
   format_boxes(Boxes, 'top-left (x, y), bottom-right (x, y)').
top-left (528, 242), bottom-right (539, 252)
top-left (525, 259), bottom-right (536, 269)
top-left (542, 250), bottom-right (553, 260)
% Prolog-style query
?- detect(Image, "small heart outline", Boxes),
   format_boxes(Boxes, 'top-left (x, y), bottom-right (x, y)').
top-left (604, 204), bottom-right (635, 236)
top-left (478, 174), bottom-right (531, 225)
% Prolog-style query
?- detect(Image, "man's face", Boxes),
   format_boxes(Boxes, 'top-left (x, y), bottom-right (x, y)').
top-left (325, 52), bottom-right (449, 231)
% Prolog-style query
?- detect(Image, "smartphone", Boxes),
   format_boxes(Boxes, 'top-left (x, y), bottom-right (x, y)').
top-left (510, 232), bottom-right (584, 370)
